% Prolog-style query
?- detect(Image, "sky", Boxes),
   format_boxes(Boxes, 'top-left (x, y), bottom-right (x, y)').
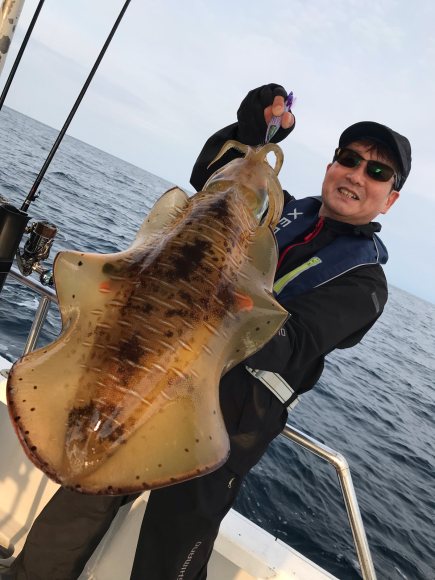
top-left (1, 0), bottom-right (434, 303)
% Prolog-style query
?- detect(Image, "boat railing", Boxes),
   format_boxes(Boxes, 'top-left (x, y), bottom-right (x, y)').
top-left (3, 266), bottom-right (377, 580)
top-left (7, 266), bottom-right (58, 356)
top-left (281, 424), bottom-right (377, 580)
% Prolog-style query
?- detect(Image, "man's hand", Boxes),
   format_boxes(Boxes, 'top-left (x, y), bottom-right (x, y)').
top-left (264, 95), bottom-right (295, 130)
top-left (237, 84), bottom-right (296, 146)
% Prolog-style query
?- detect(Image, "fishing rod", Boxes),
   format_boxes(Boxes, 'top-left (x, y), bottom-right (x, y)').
top-left (0, 0), bottom-right (132, 294)
top-left (0, 0), bottom-right (46, 113)
top-left (22, 0), bottom-right (132, 213)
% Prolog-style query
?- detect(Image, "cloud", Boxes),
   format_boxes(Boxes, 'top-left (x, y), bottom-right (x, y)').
top-left (1, 0), bottom-right (434, 301)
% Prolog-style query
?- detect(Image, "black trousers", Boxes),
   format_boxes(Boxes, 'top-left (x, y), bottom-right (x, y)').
top-left (10, 366), bottom-right (288, 580)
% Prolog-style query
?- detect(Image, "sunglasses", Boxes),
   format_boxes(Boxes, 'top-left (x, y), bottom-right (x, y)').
top-left (334, 147), bottom-right (397, 185)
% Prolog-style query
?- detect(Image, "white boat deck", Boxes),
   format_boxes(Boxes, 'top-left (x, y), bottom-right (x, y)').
top-left (0, 355), bottom-right (338, 579)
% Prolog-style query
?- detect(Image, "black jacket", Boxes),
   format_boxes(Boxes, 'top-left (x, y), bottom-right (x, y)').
top-left (190, 119), bottom-right (388, 475)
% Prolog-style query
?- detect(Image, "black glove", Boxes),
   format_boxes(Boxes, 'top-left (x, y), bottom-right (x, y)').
top-left (236, 83), bottom-right (295, 146)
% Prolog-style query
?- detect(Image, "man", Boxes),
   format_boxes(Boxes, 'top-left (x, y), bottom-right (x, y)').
top-left (3, 84), bottom-right (411, 580)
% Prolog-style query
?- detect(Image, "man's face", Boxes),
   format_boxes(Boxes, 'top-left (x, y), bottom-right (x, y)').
top-left (320, 141), bottom-right (400, 225)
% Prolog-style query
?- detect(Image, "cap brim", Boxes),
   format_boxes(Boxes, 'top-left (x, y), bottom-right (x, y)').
top-left (339, 122), bottom-right (404, 175)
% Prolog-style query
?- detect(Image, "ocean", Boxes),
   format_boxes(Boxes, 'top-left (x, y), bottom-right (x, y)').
top-left (0, 106), bottom-right (434, 580)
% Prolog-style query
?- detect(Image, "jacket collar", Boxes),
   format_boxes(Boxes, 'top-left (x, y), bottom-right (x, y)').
top-left (323, 217), bottom-right (382, 238)
top-left (283, 193), bottom-right (382, 237)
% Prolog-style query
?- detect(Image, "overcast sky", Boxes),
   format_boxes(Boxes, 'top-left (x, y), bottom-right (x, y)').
top-left (1, 0), bottom-right (434, 303)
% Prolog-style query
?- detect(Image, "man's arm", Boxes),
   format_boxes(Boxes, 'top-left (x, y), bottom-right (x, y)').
top-left (190, 84), bottom-right (295, 191)
top-left (244, 264), bottom-right (388, 375)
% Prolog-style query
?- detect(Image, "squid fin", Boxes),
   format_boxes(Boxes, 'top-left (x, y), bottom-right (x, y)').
top-left (8, 355), bottom-right (229, 494)
top-left (129, 186), bottom-right (189, 250)
top-left (218, 225), bottom-right (288, 373)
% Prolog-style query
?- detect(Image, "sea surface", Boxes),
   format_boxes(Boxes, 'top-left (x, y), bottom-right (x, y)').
top-left (0, 106), bottom-right (434, 580)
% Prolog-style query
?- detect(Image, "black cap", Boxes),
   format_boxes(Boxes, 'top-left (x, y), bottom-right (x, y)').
top-left (339, 121), bottom-right (412, 191)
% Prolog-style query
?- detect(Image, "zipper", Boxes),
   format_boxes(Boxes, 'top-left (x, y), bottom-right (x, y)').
top-left (277, 217), bottom-right (325, 270)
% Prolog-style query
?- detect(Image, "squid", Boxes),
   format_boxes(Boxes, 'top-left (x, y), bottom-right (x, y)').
top-left (7, 141), bottom-right (289, 495)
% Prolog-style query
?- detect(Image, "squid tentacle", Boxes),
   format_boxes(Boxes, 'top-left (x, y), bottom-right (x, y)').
top-left (207, 140), bottom-right (249, 169)
top-left (256, 143), bottom-right (284, 175)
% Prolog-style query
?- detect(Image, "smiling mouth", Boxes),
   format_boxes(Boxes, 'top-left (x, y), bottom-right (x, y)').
top-left (338, 187), bottom-right (359, 200)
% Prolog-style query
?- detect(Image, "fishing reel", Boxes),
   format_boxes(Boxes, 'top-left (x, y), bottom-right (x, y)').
top-left (16, 220), bottom-right (59, 286)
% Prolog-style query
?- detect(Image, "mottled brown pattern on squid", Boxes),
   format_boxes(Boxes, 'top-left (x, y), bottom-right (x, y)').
top-left (7, 141), bottom-right (288, 494)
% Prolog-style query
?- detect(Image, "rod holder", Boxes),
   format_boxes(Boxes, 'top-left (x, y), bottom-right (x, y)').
top-left (0, 203), bottom-right (29, 293)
